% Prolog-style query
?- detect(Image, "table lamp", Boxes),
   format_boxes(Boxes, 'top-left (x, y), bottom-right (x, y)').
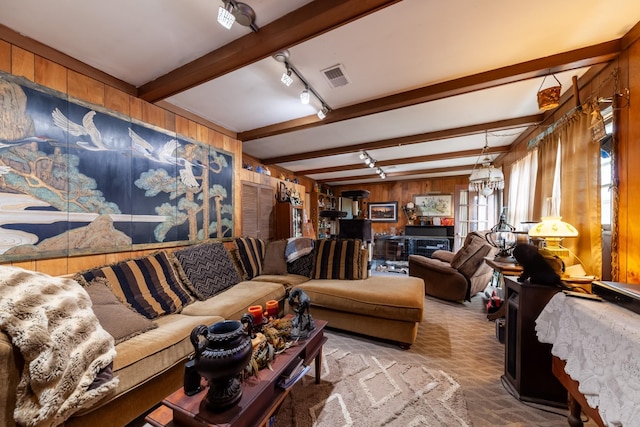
top-left (527, 216), bottom-right (578, 262)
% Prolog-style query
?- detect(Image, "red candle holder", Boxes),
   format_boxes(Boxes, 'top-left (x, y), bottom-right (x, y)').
top-left (266, 300), bottom-right (279, 317)
top-left (248, 305), bottom-right (263, 324)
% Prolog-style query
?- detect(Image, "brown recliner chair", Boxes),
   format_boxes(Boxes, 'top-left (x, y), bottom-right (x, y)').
top-left (409, 231), bottom-right (497, 302)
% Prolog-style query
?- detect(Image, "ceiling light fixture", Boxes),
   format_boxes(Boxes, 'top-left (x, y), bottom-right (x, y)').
top-left (468, 131), bottom-right (504, 196)
top-left (217, 1), bottom-right (259, 32)
top-left (273, 50), bottom-right (331, 120)
top-left (300, 88), bottom-right (310, 104)
top-left (360, 151), bottom-right (386, 179)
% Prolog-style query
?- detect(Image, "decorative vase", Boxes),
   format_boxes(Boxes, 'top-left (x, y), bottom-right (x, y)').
top-left (190, 320), bottom-right (253, 412)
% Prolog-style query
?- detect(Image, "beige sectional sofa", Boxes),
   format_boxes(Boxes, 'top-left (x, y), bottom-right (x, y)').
top-left (0, 237), bottom-right (424, 427)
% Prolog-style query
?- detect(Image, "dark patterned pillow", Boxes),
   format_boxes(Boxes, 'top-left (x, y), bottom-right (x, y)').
top-left (313, 239), bottom-right (362, 280)
top-left (172, 242), bottom-right (241, 300)
top-left (76, 251), bottom-right (193, 319)
top-left (287, 250), bottom-right (315, 277)
top-left (234, 237), bottom-right (266, 279)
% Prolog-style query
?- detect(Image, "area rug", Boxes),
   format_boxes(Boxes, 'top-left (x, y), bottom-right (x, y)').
top-left (274, 348), bottom-right (472, 426)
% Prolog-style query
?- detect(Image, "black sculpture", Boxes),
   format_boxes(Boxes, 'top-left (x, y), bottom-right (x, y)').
top-left (288, 288), bottom-right (315, 339)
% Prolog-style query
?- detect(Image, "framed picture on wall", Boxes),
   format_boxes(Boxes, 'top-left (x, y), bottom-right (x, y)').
top-left (413, 194), bottom-right (453, 217)
top-left (368, 202), bottom-right (398, 222)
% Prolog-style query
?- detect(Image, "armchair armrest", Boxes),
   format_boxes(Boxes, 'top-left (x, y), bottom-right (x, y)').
top-left (431, 250), bottom-right (455, 263)
top-left (408, 255), bottom-right (468, 301)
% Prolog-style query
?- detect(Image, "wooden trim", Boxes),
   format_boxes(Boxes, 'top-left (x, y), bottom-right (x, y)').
top-left (263, 115), bottom-right (541, 164)
top-left (552, 356), bottom-right (605, 427)
top-left (296, 147), bottom-right (507, 175)
top-left (155, 100), bottom-right (237, 139)
top-left (137, 0), bottom-right (401, 102)
top-left (317, 166), bottom-right (471, 184)
top-left (239, 41), bottom-right (620, 141)
top-left (0, 23), bottom-right (136, 95)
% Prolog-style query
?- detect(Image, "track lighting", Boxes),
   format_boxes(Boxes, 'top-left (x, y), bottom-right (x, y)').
top-left (359, 151), bottom-right (386, 179)
top-left (273, 50), bottom-right (331, 120)
top-left (217, 1), bottom-right (259, 32)
top-left (217, 2), bottom-right (235, 29)
top-left (281, 68), bottom-right (293, 87)
top-left (300, 88), bottom-right (310, 104)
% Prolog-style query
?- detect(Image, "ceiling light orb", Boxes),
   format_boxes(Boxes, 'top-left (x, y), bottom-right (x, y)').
top-left (217, 1), bottom-right (236, 29)
top-left (300, 88), bottom-right (310, 104)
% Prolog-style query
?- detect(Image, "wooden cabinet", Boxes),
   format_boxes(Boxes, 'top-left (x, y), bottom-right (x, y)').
top-left (503, 276), bottom-right (567, 407)
top-left (241, 181), bottom-right (274, 241)
top-left (275, 202), bottom-right (303, 240)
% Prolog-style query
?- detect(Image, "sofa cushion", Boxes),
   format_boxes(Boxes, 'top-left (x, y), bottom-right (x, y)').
top-left (287, 251), bottom-right (315, 277)
top-left (77, 251), bottom-right (194, 319)
top-left (252, 274), bottom-right (310, 289)
top-left (450, 233), bottom-right (486, 269)
top-left (296, 275), bottom-right (424, 322)
top-left (234, 237), bottom-right (266, 279)
top-left (457, 244), bottom-right (493, 280)
top-left (313, 239), bottom-right (363, 280)
top-left (180, 280), bottom-right (286, 320)
top-left (84, 277), bottom-right (157, 344)
top-left (262, 240), bottom-right (288, 275)
top-left (172, 242), bottom-right (241, 300)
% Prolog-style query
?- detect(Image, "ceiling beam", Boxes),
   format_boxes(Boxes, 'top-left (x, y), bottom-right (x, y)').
top-left (296, 147), bottom-right (507, 175)
top-left (262, 114), bottom-right (541, 164)
top-left (239, 40), bottom-right (620, 141)
top-left (137, 0), bottom-right (400, 103)
top-left (319, 165), bottom-right (473, 184)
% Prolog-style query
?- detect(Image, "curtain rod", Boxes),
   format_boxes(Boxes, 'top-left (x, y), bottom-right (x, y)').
top-left (526, 104), bottom-right (582, 150)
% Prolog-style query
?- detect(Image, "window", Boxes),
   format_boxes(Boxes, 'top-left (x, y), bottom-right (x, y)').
top-left (455, 186), bottom-right (497, 250)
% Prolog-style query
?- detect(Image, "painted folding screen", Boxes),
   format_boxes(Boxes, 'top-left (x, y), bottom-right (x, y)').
top-left (0, 73), bottom-right (234, 261)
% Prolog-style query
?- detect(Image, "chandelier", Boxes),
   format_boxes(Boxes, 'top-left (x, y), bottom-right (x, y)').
top-left (469, 132), bottom-right (504, 196)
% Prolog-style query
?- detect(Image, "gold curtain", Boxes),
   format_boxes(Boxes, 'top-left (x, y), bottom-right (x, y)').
top-left (533, 132), bottom-right (559, 220)
top-left (559, 106), bottom-right (602, 276)
top-left (533, 104), bottom-right (602, 275)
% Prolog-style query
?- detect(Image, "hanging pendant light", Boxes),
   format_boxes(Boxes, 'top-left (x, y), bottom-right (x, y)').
top-left (468, 132), bottom-right (504, 196)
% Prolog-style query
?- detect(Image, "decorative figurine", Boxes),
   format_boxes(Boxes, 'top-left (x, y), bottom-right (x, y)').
top-left (288, 288), bottom-right (315, 339)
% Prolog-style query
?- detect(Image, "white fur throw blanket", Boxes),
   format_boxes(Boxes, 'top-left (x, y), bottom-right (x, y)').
top-left (0, 266), bottom-right (118, 427)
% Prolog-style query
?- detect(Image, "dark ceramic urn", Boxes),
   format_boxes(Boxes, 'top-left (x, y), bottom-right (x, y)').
top-left (190, 320), bottom-right (252, 412)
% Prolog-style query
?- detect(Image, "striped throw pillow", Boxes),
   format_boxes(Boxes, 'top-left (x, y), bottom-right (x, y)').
top-left (234, 237), bottom-right (266, 279)
top-left (77, 251), bottom-right (193, 319)
top-left (313, 239), bottom-right (363, 280)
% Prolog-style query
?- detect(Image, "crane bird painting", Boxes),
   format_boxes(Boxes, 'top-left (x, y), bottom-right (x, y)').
top-left (0, 75), bottom-right (233, 261)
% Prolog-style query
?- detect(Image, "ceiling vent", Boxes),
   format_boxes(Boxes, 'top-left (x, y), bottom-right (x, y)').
top-left (321, 64), bottom-right (350, 88)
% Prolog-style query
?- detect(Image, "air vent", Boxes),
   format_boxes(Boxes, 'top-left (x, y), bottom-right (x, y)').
top-left (321, 64), bottom-right (350, 88)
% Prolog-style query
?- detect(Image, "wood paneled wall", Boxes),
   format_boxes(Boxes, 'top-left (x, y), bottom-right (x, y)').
top-left (0, 40), bottom-right (245, 276)
top-left (334, 176), bottom-right (469, 236)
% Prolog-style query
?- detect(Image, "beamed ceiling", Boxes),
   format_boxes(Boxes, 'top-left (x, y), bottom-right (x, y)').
top-left (1, 0), bottom-right (640, 185)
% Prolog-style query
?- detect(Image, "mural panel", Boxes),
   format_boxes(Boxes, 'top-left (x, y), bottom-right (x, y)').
top-left (0, 73), bottom-right (234, 261)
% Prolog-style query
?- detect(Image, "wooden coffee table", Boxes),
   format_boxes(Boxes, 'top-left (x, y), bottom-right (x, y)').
top-left (145, 319), bottom-right (327, 427)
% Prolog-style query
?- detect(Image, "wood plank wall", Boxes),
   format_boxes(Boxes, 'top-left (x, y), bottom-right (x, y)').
top-left (334, 176), bottom-right (469, 236)
top-left (0, 40), bottom-right (246, 276)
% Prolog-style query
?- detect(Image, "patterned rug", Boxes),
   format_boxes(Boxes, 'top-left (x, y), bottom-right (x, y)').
top-left (274, 348), bottom-right (471, 427)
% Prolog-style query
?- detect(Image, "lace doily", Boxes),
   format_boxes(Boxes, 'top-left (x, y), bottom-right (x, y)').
top-left (536, 292), bottom-right (640, 426)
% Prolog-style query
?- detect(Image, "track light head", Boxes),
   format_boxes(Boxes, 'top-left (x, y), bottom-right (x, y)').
top-left (217, 1), bottom-right (235, 29)
top-left (317, 107), bottom-right (328, 120)
top-left (281, 69), bottom-right (293, 87)
top-left (300, 88), bottom-right (310, 104)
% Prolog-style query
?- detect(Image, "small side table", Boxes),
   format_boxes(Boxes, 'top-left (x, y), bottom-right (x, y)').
top-left (483, 257), bottom-right (523, 320)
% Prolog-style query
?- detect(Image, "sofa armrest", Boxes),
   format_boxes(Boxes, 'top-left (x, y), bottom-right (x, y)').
top-left (0, 331), bottom-right (20, 427)
top-left (431, 250), bottom-right (455, 263)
